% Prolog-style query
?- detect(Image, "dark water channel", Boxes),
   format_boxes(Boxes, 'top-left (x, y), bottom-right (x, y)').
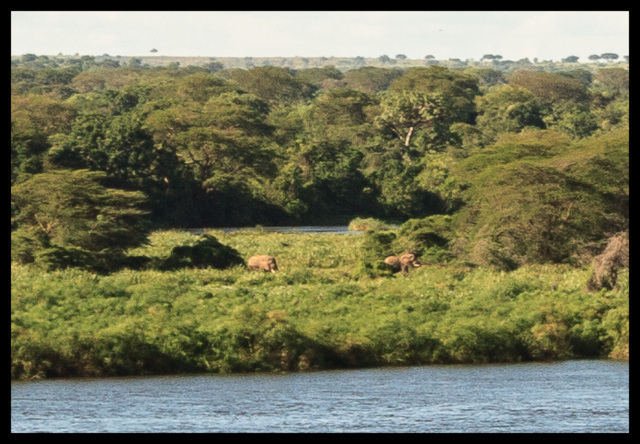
top-left (11, 360), bottom-right (628, 433)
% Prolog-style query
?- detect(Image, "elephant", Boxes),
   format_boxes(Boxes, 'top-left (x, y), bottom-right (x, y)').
top-left (384, 253), bottom-right (421, 276)
top-left (247, 255), bottom-right (279, 273)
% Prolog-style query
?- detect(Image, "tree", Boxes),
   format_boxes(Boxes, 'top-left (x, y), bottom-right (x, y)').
top-left (11, 94), bottom-right (76, 183)
top-left (593, 68), bottom-right (629, 98)
top-left (11, 169), bottom-right (149, 271)
top-left (228, 66), bottom-right (314, 106)
top-left (375, 91), bottom-right (449, 156)
top-left (203, 62), bottom-right (224, 73)
top-left (128, 58), bottom-right (143, 68)
top-left (554, 108), bottom-right (599, 139)
top-left (588, 54), bottom-right (601, 62)
top-left (562, 55), bottom-right (579, 63)
top-left (396, 54), bottom-right (407, 60)
top-left (452, 129), bottom-right (628, 269)
top-left (342, 67), bottom-right (403, 94)
top-left (468, 68), bottom-right (507, 88)
top-left (600, 53), bottom-right (619, 62)
top-left (508, 69), bottom-right (591, 108)
top-left (294, 66), bottom-right (343, 90)
top-left (388, 66), bottom-right (480, 124)
top-left (148, 90), bottom-right (280, 226)
top-left (475, 84), bottom-right (545, 144)
top-left (175, 72), bottom-right (235, 103)
top-left (49, 109), bottom-right (170, 190)
top-left (287, 139), bottom-right (370, 219)
top-left (305, 88), bottom-right (375, 144)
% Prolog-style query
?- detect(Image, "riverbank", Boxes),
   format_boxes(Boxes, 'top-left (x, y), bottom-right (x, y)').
top-left (11, 229), bottom-right (629, 380)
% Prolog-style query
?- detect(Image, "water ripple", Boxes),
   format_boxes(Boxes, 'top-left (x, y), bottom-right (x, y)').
top-left (12, 360), bottom-right (628, 433)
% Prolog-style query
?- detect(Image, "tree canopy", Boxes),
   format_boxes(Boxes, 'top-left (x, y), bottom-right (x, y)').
top-left (11, 56), bottom-right (629, 271)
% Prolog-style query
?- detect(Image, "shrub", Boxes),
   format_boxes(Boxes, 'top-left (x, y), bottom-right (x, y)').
top-left (354, 230), bottom-right (397, 277)
top-left (397, 215), bottom-right (454, 264)
top-left (157, 234), bottom-right (245, 270)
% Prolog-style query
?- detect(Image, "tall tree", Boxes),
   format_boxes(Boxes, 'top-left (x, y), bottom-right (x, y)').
top-left (11, 169), bottom-right (149, 271)
top-left (388, 66), bottom-right (480, 124)
top-left (342, 66), bottom-right (403, 94)
top-left (475, 84), bottom-right (545, 144)
top-left (228, 66), bottom-right (314, 106)
top-left (375, 90), bottom-right (450, 159)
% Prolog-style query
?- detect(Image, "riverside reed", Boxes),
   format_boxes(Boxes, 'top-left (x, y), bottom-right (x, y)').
top-left (11, 228), bottom-right (628, 380)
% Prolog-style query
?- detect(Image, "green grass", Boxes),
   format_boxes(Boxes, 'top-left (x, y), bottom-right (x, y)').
top-left (11, 229), bottom-right (629, 380)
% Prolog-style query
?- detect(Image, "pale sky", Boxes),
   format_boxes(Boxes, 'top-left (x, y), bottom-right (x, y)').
top-left (11, 11), bottom-right (629, 62)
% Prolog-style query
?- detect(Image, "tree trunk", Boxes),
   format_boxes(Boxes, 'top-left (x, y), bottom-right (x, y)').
top-left (404, 126), bottom-right (415, 147)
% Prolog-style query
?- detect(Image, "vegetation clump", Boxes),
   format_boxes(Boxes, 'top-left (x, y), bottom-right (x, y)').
top-left (11, 169), bottom-right (150, 273)
top-left (157, 234), bottom-right (245, 270)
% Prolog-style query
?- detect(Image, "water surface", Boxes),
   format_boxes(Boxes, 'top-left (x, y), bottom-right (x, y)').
top-left (11, 360), bottom-right (628, 433)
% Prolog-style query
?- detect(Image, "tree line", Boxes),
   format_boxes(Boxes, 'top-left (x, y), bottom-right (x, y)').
top-left (11, 56), bottom-right (629, 273)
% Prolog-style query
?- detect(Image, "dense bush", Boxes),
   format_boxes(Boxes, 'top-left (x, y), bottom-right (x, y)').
top-left (11, 169), bottom-right (150, 272)
top-left (353, 230), bottom-right (398, 278)
top-left (11, 230), bottom-right (627, 380)
top-left (156, 234), bottom-right (245, 270)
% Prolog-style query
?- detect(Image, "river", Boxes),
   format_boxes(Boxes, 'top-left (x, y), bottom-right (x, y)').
top-left (11, 359), bottom-right (628, 433)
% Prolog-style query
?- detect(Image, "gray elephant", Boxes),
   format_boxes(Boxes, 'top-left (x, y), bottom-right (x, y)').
top-left (384, 253), bottom-right (421, 276)
top-left (247, 255), bottom-right (279, 273)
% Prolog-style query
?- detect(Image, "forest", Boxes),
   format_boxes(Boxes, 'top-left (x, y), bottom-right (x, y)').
top-left (11, 55), bottom-right (629, 379)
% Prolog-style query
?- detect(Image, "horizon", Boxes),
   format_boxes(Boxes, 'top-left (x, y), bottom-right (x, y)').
top-left (11, 11), bottom-right (629, 63)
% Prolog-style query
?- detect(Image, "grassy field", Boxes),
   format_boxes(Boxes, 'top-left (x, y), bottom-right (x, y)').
top-left (11, 229), bottom-right (628, 380)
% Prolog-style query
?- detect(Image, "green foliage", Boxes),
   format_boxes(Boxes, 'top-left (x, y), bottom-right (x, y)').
top-left (305, 88), bottom-right (376, 145)
top-left (508, 69), bottom-right (591, 107)
top-left (375, 90), bottom-right (452, 154)
top-left (342, 66), bottom-right (403, 94)
top-left (10, 60), bottom-right (629, 263)
top-left (396, 215), bottom-right (454, 264)
top-left (157, 234), bottom-right (245, 270)
top-left (227, 66), bottom-right (314, 106)
top-left (475, 84), bottom-right (545, 144)
top-left (388, 66), bottom-right (480, 124)
top-left (354, 230), bottom-right (398, 278)
top-left (11, 169), bottom-right (150, 272)
top-left (457, 161), bottom-right (603, 269)
top-left (451, 128), bottom-right (628, 270)
top-left (11, 230), bottom-right (628, 380)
